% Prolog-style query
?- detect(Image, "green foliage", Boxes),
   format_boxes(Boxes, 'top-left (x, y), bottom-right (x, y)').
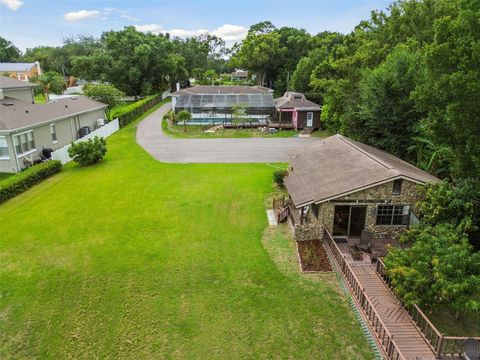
top-left (31, 71), bottom-right (65, 99)
top-left (72, 27), bottom-right (174, 95)
top-left (385, 224), bottom-right (480, 315)
top-left (68, 136), bottom-right (107, 166)
top-left (0, 36), bottom-right (21, 62)
top-left (352, 46), bottom-right (424, 159)
top-left (413, 0), bottom-right (480, 180)
top-left (83, 83), bottom-right (125, 109)
top-left (273, 170), bottom-right (288, 187)
top-left (176, 110), bottom-right (192, 131)
top-left (23, 35), bottom-right (100, 74)
top-left (230, 27), bottom-right (284, 86)
top-left (115, 96), bottom-right (169, 127)
top-left (420, 180), bottom-right (480, 238)
top-left (0, 161), bottom-right (62, 204)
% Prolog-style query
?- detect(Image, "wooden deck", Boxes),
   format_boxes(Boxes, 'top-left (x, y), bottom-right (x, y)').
top-left (352, 264), bottom-right (436, 359)
top-left (324, 232), bottom-right (441, 360)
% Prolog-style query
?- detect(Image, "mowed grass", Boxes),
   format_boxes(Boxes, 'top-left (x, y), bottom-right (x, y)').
top-left (0, 107), bottom-right (374, 359)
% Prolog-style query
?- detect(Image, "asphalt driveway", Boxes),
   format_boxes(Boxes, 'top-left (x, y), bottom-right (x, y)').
top-left (136, 103), bottom-right (321, 163)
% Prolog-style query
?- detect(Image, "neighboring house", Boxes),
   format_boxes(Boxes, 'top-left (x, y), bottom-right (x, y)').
top-left (0, 62), bottom-right (42, 81)
top-left (284, 134), bottom-right (439, 239)
top-left (230, 69), bottom-right (249, 82)
top-left (273, 92), bottom-right (321, 130)
top-left (171, 85), bottom-right (275, 123)
top-left (0, 76), bottom-right (107, 173)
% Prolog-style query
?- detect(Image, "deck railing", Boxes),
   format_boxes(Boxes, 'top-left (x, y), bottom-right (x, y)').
top-left (376, 258), bottom-right (480, 358)
top-left (323, 229), bottom-right (406, 360)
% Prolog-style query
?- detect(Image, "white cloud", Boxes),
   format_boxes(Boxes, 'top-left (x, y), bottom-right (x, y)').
top-left (135, 23), bottom-right (248, 44)
top-left (63, 10), bottom-right (100, 22)
top-left (135, 24), bottom-right (163, 33)
top-left (120, 14), bottom-right (138, 21)
top-left (211, 24), bottom-right (248, 42)
top-left (1, 0), bottom-right (24, 11)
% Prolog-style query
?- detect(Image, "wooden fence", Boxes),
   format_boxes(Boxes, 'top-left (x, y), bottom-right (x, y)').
top-left (323, 229), bottom-right (406, 360)
top-left (376, 258), bottom-right (480, 358)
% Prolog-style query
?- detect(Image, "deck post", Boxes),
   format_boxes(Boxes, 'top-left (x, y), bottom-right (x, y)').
top-left (435, 336), bottom-right (443, 358)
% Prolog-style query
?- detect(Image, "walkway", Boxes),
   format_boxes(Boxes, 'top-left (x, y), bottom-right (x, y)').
top-left (136, 103), bottom-right (322, 163)
top-left (352, 265), bottom-right (436, 360)
top-left (324, 233), bottom-right (437, 360)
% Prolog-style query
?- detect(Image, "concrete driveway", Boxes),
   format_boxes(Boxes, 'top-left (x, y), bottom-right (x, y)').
top-left (136, 103), bottom-right (322, 163)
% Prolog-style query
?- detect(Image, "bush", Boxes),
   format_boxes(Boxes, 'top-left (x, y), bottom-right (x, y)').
top-left (273, 170), bottom-right (287, 187)
top-left (68, 136), bottom-right (107, 166)
top-left (0, 161), bottom-right (62, 204)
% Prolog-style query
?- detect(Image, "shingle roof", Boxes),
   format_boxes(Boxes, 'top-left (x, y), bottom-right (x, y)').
top-left (284, 134), bottom-right (440, 207)
top-left (0, 76), bottom-right (36, 89)
top-left (275, 92), bottom-right (321, 110)
top-left (172, 85), bottom-right (273, 95)
top-left (0, 63), bottom-right (38, 72)
top-left (0, 96), bottom-right (107, 131)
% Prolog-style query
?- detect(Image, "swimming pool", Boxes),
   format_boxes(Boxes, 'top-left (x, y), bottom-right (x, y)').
top-left (185, 118), bottom-right (268, 126)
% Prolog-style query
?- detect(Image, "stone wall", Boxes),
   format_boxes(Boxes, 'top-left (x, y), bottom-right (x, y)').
top-left (294, 223), bottom-right (322, 242)
top-left (304, 179), bottom-right (423, 239)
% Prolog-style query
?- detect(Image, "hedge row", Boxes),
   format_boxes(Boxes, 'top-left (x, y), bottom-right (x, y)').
top-left (0, 160), bottom-right (62, 204)
top-left (116, 95), bottom-right (167, 128)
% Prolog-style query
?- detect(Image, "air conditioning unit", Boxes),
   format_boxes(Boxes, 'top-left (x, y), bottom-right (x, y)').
top-left (78, 126), bottom-right (91, 138)
top-left (96, 118), bottom-right (105, 128)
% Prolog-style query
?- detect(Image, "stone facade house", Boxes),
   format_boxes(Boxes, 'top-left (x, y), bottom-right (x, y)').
top-left (284, 134), bottom-right (440, 240)
top-left (0, 76), bottom-right (107, 173)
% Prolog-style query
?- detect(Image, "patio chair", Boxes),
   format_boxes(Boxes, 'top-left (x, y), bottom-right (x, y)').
top-left (358, 230), bottom-right (373, 252)
top-left (464, 338), bottom-right (480, 360)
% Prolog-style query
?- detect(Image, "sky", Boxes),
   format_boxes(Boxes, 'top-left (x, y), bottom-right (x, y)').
top-left (0, 0), bottom-right (391, 51)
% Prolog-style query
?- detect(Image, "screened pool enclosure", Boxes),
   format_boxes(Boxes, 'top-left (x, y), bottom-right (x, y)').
top-left (172, 86), bottom-right (276, 125)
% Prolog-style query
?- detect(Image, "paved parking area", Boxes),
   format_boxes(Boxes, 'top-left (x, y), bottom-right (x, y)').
top-left (136, 103), bottom-right (322, 163)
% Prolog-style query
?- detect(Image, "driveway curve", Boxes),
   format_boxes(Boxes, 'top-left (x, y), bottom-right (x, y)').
top-left (136, 103), bottom-right (322, 163)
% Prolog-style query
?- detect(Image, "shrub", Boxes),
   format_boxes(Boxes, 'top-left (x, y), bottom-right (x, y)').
top-left (0, 161), bottom-right (62, 204)
top-left (68, 136), bottom-right (107, 166)
top-left (273, 169), bottom-right (288, 187)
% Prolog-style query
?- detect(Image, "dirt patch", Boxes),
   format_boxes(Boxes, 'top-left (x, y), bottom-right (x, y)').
top-left (296, 240), bottom-right (332, 272)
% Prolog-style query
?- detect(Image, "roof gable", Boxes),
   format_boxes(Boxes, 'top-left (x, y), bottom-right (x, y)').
top-left (0, 76), bottom-right (36, 89)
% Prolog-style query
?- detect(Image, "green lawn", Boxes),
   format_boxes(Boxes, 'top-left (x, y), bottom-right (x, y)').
top-left (0, 105), bottom-right (374, 359)
top-left (163, 120), bottom-right (333, 139)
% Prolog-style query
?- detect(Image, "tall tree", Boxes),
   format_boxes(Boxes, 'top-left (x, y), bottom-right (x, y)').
top-left (31, 71), bottom-right (65, 100)
top-left (413, 0), bottom-right (480, 180)
top-left (0, 36), bottom-right (21, 62)
top-left (230, 27), bottom-right (284, 86)
top-left (351, 46), bottom-right (425, 160)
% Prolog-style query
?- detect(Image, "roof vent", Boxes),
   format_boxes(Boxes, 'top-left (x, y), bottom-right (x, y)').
top-left (25, 110), bottom-right (29, 113)
top-left (71, 97), bottom-right (77, 100)
top-left (65, 105), bottom-right (68, 108)
top-left (2, 102), bottom-right (14, 106)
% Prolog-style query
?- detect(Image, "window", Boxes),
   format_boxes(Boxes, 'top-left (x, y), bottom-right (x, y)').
top-left (307, 112), bottom-right (313, 121)
top-left (13, 131), bottom-right (36, 155)
top-left (0, 136), bottom-right (9, 159)
top-left (376, 204), bottom-right (410, 226)
top-left (50, 124), bottom-right (57, 143)
top-left (393, 179), bottom-right (403, 195)
top-left (311, 203), bottom-right (319, 219)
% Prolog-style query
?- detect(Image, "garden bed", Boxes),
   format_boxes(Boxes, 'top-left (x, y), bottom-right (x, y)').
top-left (296, 240), bottom-right (332, 272)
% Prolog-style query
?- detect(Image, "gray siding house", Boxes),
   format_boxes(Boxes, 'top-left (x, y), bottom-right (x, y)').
top-left (0, 76), bottom-right (107, 173)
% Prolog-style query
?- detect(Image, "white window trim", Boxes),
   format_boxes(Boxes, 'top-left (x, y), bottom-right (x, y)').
top-left (50, 123), bottom-right (58, 144)
top-left (0, 135), bottom-right (10, 160)
top-left (13, 131), bottom-right (36, 157)
top-left (16, 148), bottom-right (36, 158)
